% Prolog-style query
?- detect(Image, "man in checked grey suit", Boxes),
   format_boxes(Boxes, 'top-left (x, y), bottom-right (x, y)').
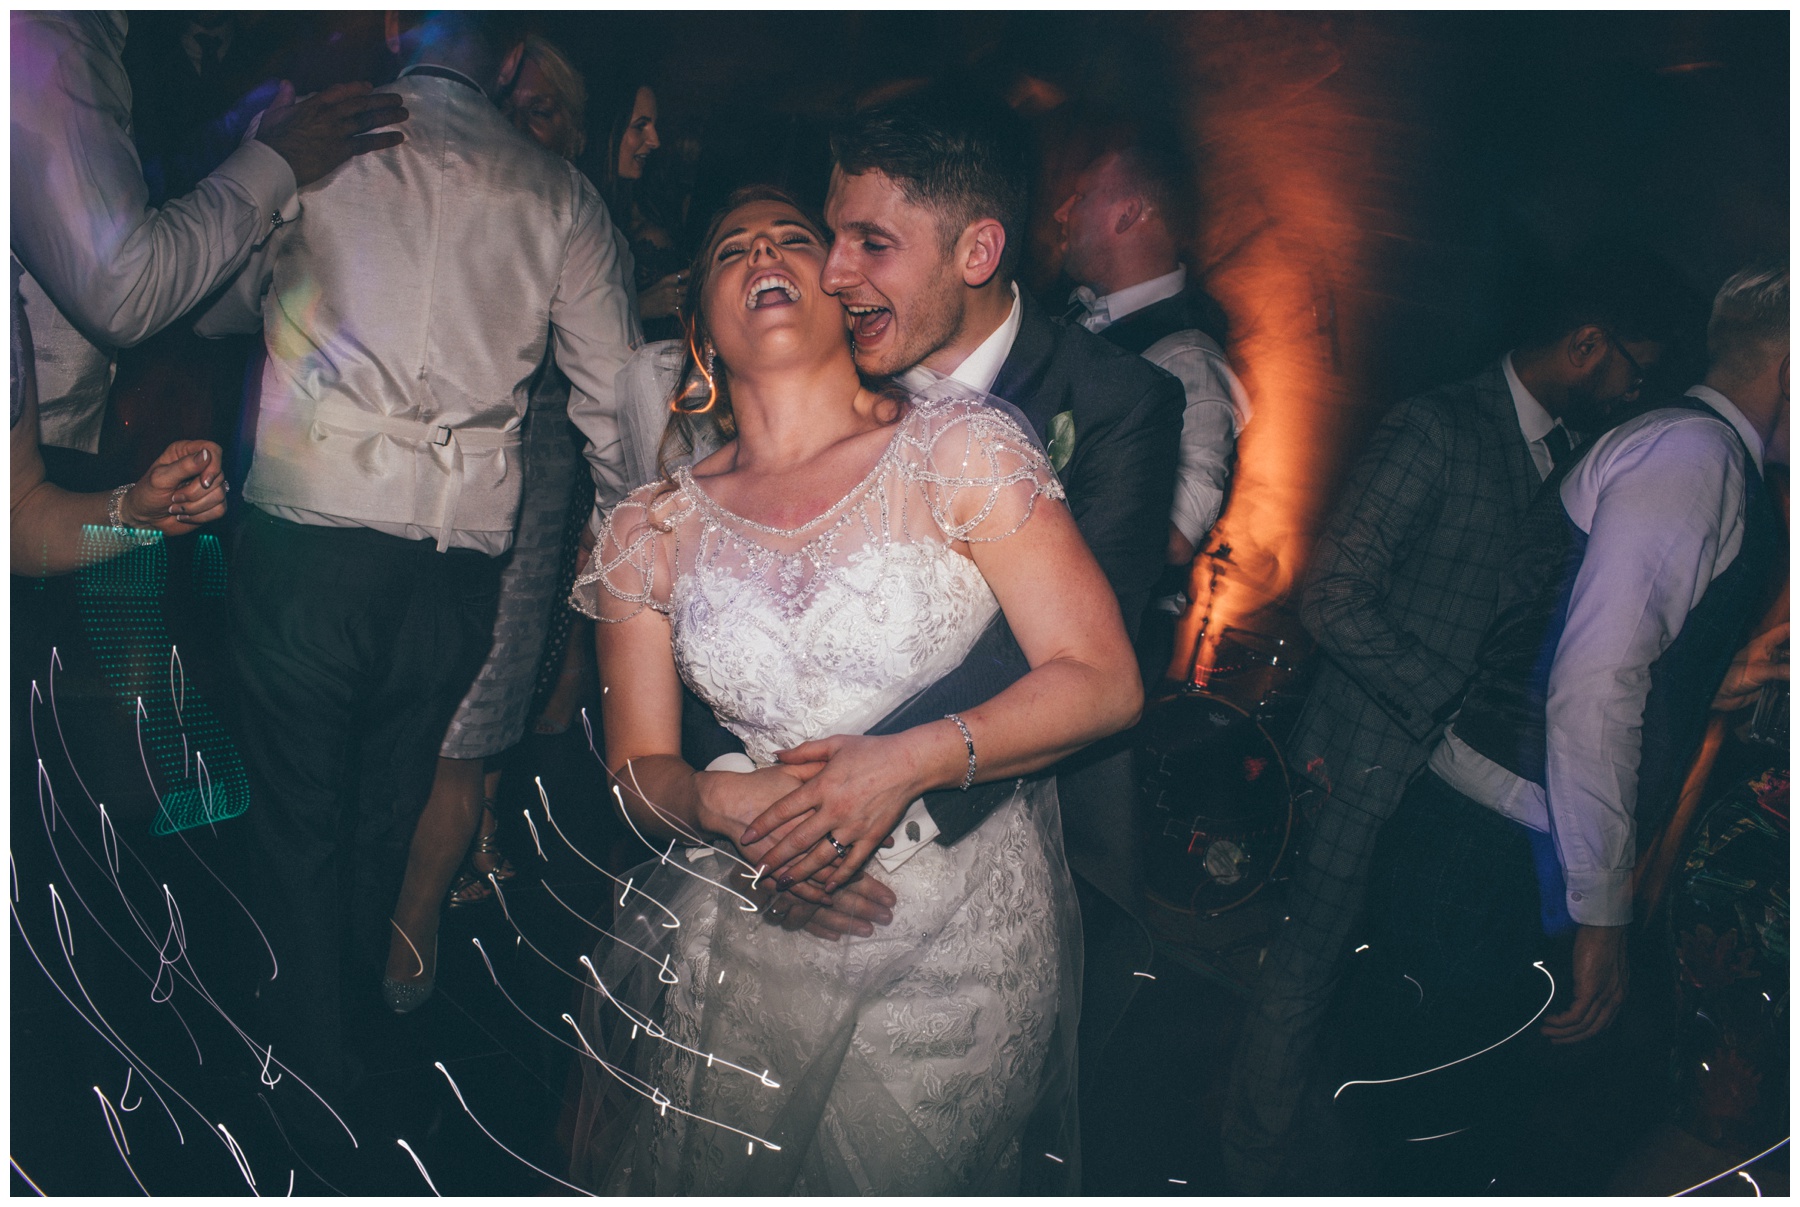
top-left (1220, 260), bottom-right (1687, 1193)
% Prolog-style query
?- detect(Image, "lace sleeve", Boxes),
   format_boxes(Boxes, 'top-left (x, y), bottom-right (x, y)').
top-left (906, 398), bottom-right (1066, 544)
top-left (569, 485), bottom-right (680, 622)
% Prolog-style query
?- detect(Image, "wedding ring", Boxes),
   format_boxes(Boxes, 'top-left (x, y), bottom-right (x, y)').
top-left (826, 833), bottom-right (850, 858)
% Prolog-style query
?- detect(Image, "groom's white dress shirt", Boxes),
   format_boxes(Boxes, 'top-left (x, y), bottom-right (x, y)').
top-left (199, 65), bottom-right (639, 553)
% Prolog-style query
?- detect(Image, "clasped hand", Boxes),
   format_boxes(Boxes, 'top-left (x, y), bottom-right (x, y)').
top-left (126, 442), bottom-right (229, 532)
top-left (696, 763), bottom-right (898, 942)
top-left (741, 732), bottom-right (928, 892)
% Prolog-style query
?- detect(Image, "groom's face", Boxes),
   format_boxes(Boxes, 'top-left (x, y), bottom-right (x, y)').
top-left (822, 167), bottom-right (968, 379)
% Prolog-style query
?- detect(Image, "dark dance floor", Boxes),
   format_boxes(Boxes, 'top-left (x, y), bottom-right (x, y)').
top-left (9, 562), bottom-right (1788, 1197)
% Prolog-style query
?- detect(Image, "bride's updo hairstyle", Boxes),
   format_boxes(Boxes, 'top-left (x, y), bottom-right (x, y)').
top-left (655, 184), bottom-right (833, 484)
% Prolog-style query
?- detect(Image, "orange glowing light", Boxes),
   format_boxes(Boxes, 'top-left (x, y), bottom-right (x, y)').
top-left (1163, 12), bottom-right (1388, 685)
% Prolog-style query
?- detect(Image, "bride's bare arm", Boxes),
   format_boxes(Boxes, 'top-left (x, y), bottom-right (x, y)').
top-left (594, 607), bottom-right (801, 844)
top-left (744, 494), bottom-right (1142, 889)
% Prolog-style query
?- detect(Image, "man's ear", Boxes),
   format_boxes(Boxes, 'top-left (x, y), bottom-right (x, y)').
top-left (1113, 197), bottom-right (1143, 237)
top-left (959, 217), bottom-right (1007, 289)
top-left (495, 40), bottom-right (525, 94)
top-left (1567, 324), bottom-right (1607, 371)
top-left (384, 11), bottom-right (402, 56)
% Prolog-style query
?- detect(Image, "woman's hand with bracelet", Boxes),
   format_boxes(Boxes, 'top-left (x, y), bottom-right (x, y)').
top-left (746, 721), bottom-right (967, 891)
top-left (121, 441), bottom-right (230, 534)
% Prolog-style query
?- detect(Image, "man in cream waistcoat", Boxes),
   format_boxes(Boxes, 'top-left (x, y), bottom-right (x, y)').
top-left (197, 11), bottom-right (636, 1107)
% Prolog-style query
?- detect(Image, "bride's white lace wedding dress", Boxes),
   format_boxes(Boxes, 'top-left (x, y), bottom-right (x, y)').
top-left (567, 395), bottom-right (1083, 1195)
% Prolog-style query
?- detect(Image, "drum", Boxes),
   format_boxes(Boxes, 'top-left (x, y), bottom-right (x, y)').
top-left (1185, 623), bottom-right (1302, 719)
top-left (1136, 691), bottom-right (1295, 916)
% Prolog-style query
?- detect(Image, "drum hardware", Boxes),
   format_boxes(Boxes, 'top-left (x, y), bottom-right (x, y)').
top-left (1136, 691), bottom-right (1295, 917)
top-left (1746, 679), bottom-right (1788, 748)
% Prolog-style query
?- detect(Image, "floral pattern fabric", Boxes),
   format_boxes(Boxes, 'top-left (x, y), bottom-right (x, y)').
top-left (568, 394), bottom-right (1083, 1195)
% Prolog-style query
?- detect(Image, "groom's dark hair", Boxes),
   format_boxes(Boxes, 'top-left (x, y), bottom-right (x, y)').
top-left (831, 83), bottom-right (1032, 282)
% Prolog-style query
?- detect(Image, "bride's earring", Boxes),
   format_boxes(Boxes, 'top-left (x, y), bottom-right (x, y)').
top-left (678, 341), bottom-right (720, 415)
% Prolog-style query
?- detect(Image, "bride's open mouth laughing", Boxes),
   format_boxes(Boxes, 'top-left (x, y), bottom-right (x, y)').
top-left (746, 272), bottom-right (802, 310)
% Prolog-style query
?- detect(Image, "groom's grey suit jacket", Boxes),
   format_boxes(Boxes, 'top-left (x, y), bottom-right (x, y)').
top-left (611, 293), bottom-right (1185, 907)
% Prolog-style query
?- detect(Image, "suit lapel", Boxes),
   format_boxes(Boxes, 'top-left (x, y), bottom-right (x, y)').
top-left (990, 291), bottom-right (1059, 442)
top-left (1473, 360), bottom-right (1539, 515)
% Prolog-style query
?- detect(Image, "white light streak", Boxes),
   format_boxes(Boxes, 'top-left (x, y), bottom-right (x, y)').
top-left (1044, 1153), bottom-right (1064, 1163)
top-left (11, 1157), bottom-right (48, 1196)
top-left (611, 783), bottom-right (760, 914)
top-left (93, 1086), bottom-right (150, 1195)
top-left (28, 660), bottom-right (352, 1153)
top-left (1405, 1127), bottom-right (1469, 1142)
top-left (169, 645), bottom-right (187, 728)
top-left (1672, 1137), bottom-right (1789, 1196)
top-left (1739, 1171), bottom-right (1762, 1197)
top-left (535, 780), bottom-right (682, 929)
top-left (522, 809), bottom-right (547, 861)
top-left (258, 1042), bottom-right (281, 1089)
top-left (1335, 961), bottom-right (1557, 1100)
top-left (434, 1063), bottom-right (597, 1196)
top-left (396, 1138), bottom-right (441, 1195)
top-left (577, 953), bottom-right (780, 1089)
top-left (215, 1122), bottom-right (257, 1193)
top-left (1132, 971), bottom-right (1157, 980)
top-left (1355, 944), bottom-right (1370, 953)
top-left (391, 918), bottom-right (425, 978)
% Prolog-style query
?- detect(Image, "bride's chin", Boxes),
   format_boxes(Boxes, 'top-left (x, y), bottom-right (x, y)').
top-left (725, 323), bottom-right (842, 367)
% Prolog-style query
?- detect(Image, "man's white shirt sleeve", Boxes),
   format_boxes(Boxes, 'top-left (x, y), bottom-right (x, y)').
top-left (1146, 332), bottom-right (1251, 546)
top-left (1545, 411), bottom-right (1746, 926)
top-left (10, 12), bottom-right (298, 350)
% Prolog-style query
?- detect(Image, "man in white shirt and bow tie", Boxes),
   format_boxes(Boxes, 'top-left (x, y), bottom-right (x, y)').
top-left (1054, 142), bottom-right (1252, 571)
top-left (197, 11), bottom-right (636, 1108)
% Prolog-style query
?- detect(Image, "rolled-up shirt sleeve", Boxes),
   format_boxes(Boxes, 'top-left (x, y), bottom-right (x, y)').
top-left (553, 182), bottom-right (641, 522)
top-left (1545, 418), bottom-right (1742, 926)
top-left (10, 12), bottom-right (297, 350)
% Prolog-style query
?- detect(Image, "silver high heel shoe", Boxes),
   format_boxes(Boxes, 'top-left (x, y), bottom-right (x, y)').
top-left (382, 925), bottom-right (436, 1014)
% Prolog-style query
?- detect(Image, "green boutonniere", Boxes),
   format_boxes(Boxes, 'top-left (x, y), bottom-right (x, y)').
top-left (1048, 410), bottom-right (1075, 474)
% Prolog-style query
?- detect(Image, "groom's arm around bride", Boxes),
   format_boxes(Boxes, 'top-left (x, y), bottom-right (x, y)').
top-left (743, 87), bottom-right (1182, 900)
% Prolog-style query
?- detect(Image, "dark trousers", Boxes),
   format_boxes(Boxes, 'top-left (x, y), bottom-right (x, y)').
top-left (1363, 771), bottom-right (1552, 1048)
top-left (1348, 769), bottom-right (1673, 1193)
top-left (1221, 782), bottom-right (1395, 1193)
top-left (229, 507), bottom-right (502, 1095)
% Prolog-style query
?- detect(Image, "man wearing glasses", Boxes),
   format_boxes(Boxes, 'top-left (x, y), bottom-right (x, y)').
top-left (1352, 259), bottom-right (1785, 1193)
top-left (1222, 253), bottom-right (1680, 1193)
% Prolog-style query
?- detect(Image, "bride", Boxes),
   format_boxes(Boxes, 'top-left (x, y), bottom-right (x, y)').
top-left (568, 186), bottom-right (1141, 1194)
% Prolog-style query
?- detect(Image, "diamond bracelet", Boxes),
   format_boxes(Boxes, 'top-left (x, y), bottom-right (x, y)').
top-left (944, 713), bottom-right (977, 791)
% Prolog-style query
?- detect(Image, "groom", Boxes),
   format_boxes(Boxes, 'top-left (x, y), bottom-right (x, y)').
top-left (717, 84), bottom-right (1185, 1107)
